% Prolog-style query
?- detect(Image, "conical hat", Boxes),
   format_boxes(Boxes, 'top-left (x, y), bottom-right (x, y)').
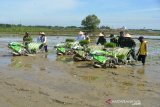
top-left (78, 31), bottom-right (84, 35)
top-left (124, 33), bottom-right (131, 37)
top-left (40, 32), bottom-right (45, 35)
top-left (98, 33), bottom-right (104, 36)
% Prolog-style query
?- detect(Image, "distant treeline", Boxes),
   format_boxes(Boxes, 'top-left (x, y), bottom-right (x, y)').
top-left (0, 23), bottom-right (81, 35)
top-left (0, 23), bottom-right (160, 36)
top-left (0, 23), bottom-right (80, 29)
top-left (0, 23), bottom-right (112, 36)
top-left (0, 23), bottom-right (112, 29)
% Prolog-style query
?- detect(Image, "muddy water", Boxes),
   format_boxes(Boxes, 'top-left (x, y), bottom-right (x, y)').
top-left (0, 35), bottom-right (160, 107)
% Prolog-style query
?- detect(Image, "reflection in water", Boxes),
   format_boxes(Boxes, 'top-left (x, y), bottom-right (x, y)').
top-left (9, 56), bottom-right (32, 69)
top-left (135, 67), bottom-right (147, 92)
top-left (56, 56), bottom-right (73, 63)
top-left (39, 53), bottom-right (48, 59)
top-left (137, 67), bottom-right (145, 75)
top-left (80, 75), bottom-right (98, 82)
top-left (122, 81), bottom-right (133, 86)
top-left (8, 55), bottom-right (49, 72)
top-left (40, 67), bottom-right (46, 71)
top-left (56, 56), bottom-right (66, 61)
top-left (44, 54), bottom-right (48, 58)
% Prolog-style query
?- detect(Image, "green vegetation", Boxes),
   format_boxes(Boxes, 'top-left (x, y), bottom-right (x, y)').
top-left (79, 40), bottom-right (89, 46)
top-left (104, 42), bottom-right (117, 48)
top-left (65, 38), bottom-right (75, 42)
top-left (81, 14), bottom-right (100, 32)
top-left (0, 24), bottom-right (81, 36)
top-left (0, 23), bottom-right (160, 36)
top-left (117, 54), bottom-right (126, 60)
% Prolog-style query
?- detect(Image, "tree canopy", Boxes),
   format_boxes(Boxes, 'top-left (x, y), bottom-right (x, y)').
top-left (81, 14), bottom-right (100, 32)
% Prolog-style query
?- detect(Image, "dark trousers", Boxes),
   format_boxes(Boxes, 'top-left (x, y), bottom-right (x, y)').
top-left (127, 49), bottom-right (137, 60)
top-left (131, 49), bottom-right (137, 60)
top-left (138, 55), bottom-right (146, 65)
top-left (44, 46), bottom-right (48, 52)
top-left (39, 44), bottom-right (48, 52)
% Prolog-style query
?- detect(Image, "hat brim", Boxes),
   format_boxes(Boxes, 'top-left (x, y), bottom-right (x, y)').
top-left (40, 32), bottom-right (45, 35)
top-left (124, 34), bottom-right (131, 37)
top-left (79, 33), bottom-right (83, 35)
top-left (99, 34), bottom-right (104, 36)
top-left (78, 31), bottom-right (84, 35)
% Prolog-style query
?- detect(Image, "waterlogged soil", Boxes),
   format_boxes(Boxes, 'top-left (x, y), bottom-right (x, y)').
top-left (0, 35), bottom-right (160, 107)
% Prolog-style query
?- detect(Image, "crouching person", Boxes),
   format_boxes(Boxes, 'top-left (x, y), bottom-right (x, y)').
top-left (23, 32), bottom-right (33, 46)
top-left (37, 32), bottom-right (48, 52)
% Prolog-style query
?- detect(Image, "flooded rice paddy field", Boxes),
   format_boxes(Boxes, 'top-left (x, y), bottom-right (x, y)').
top-left (0, 35), bottom-right (160, 107)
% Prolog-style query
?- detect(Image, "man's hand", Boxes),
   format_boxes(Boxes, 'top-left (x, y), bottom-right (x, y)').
top-left (136, 53), bottom-right (139, 56)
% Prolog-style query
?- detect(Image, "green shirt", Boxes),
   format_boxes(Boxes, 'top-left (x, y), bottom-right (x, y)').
top-left (23, 36), bottom-right (33, 43)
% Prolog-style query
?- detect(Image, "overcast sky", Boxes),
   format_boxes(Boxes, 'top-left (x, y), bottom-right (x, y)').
top-left (0, 0), bottom-right (160, 29)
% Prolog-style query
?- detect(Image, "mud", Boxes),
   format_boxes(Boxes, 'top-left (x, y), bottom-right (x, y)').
top-left (0, 35), bottom-right (160, 107)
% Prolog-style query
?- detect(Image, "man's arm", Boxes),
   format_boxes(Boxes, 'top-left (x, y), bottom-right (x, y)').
top-left (132, 39), bottom-right (136, 48)
top-left (44, 37), bottom-right (47, 43)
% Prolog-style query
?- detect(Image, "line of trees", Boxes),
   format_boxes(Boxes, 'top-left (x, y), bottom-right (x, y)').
top-left (0, 23), bottom-right (110, 30)
top-left (0, 14), bottom-right (112, 32)
top-left (0, 24), bottom-right (80, 29)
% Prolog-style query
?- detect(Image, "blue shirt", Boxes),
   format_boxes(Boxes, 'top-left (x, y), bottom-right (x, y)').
top-left (37, 36), bottom-right (47, 46)
top-left (37, 36), bottom-right (47, 43)
top-left (76, 35), bottom-right (86, 41)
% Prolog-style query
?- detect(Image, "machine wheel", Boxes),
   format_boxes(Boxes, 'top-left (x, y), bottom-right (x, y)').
top-left (73, 55), bottom-right (83, 61)
top-left (93, 62), bottom-right (102, 68)
top-left (105, 58), bottom-right (117, 68)
top-left (21, 49), bottom-right (29, 56)
top-left (57, 52), bottom-right (64, 56)
top-left (66, 50), bottom-right (73, 55)
top-left (109, 59), bottom-right (117, 68)
top-left (12, 52), bottom-right (21, 56)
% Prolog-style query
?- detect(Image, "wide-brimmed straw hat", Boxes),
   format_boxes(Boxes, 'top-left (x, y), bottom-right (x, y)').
top-left (124, 33), bottom-right (131, 37)
top-left (40, 32), bottom-right (45, 35)
top-left (78, 31), bottom-right (84, 35)
top-left (98, 33), bottom-right (104, 36)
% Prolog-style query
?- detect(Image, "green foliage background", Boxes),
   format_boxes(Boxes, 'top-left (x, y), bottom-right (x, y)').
top-left (0, 23), bottom-right (159, 36)
top-left (81, 14), bottom-right (100, 32)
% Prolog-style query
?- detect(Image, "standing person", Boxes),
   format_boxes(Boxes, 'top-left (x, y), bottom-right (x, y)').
top-left (136, 36), bottom-right (148, 65)
top-left (118, 31), bottom-right (125, 47)
top-left (37, 32), bottom-right (48, 52)
top-left (96, 33), bottom-right (106, 45)
top-left (75, 31), bottom-right (86, 41)
top-left (23, 32), bottom-right (33, 46)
